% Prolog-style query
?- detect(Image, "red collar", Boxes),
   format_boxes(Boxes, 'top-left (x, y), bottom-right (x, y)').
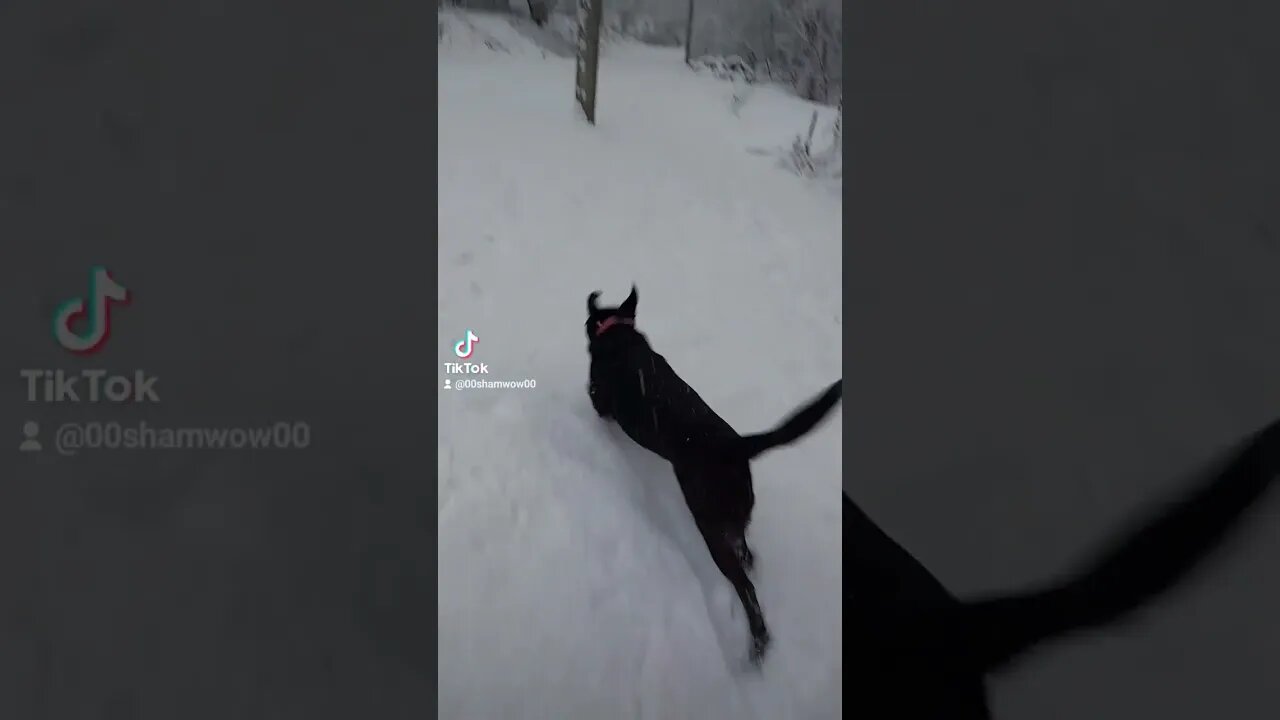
top-left (594, 315), bottom-right (634, 337)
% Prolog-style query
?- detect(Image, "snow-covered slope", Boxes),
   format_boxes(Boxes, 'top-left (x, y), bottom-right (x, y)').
top-left (437, 10), bottom-right (842, 720)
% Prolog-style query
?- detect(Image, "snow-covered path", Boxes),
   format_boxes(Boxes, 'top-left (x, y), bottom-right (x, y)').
top-left (438, 12), bottom-right (842, 720)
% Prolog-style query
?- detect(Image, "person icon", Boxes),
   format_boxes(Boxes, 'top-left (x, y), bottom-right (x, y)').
top-left (443, 379), bottom-right (452, 390)
top-left (19, 421), bottom-right (42, 452)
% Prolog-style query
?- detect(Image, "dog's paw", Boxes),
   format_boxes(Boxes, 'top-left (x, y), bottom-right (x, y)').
top-left (748, 631), bottom-right (771, 668)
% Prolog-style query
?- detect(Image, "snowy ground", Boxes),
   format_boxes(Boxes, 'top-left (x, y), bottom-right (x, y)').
top-left (438, 11), bottom-right (842, 720)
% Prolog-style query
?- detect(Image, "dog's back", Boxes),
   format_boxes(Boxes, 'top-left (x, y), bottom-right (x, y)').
top-left (593, 332), bottom-right (741, 463)
top-left (591, 325), bottom-right (843, 468)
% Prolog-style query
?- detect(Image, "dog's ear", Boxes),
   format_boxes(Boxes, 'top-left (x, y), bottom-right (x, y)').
top-left (618, 285), bottom-right (638, 317)
top-left (587, 290), bottom-right (602, 315)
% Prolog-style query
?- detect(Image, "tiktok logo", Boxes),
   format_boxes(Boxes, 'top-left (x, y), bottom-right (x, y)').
top-left (454, 330), bottom-right (479, 359)
top-left (52, 266), bottom-right (130, 355)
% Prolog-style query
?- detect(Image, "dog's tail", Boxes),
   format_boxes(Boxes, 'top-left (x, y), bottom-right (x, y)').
top-left (956, 417), bottom-right (1280, 676)
top-left (739, 379), bottom-right (843, 461)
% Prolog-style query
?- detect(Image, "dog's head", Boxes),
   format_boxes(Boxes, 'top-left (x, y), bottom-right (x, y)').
top-left (585, 285), bottom-right (638, 342)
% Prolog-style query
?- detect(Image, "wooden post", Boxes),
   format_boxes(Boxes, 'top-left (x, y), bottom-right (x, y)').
top-left (574, 0), bottom-right (604, 124)
top-left (683, 0), bottom-right (695, 66)
top-left (526, 0), bottom-right (548, 26)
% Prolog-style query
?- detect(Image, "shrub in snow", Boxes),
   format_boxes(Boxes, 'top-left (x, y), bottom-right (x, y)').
top-left (783, 103), bottom-right (840, 179)
top-left (785, 110), bottom-right (820, 176)
top-left (692, 54), bottom-right (758, 84)
top-left (684, 0), bottom-right (841, 106)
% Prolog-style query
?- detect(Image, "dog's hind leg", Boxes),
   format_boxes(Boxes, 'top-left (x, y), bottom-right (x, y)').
top-left (733, 536), bottom-right (756, 572)
top-left (697, 519), bottom-right (771, 665)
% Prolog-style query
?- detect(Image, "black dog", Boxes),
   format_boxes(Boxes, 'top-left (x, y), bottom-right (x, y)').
top-left (846, 417), bottom-right (1280, 718)
top-left (585, 285), bottom-right (842, 665)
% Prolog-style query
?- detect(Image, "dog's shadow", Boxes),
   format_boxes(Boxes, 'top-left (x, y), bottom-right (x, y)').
top-left (589, 417), bottom-right (759, 674)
